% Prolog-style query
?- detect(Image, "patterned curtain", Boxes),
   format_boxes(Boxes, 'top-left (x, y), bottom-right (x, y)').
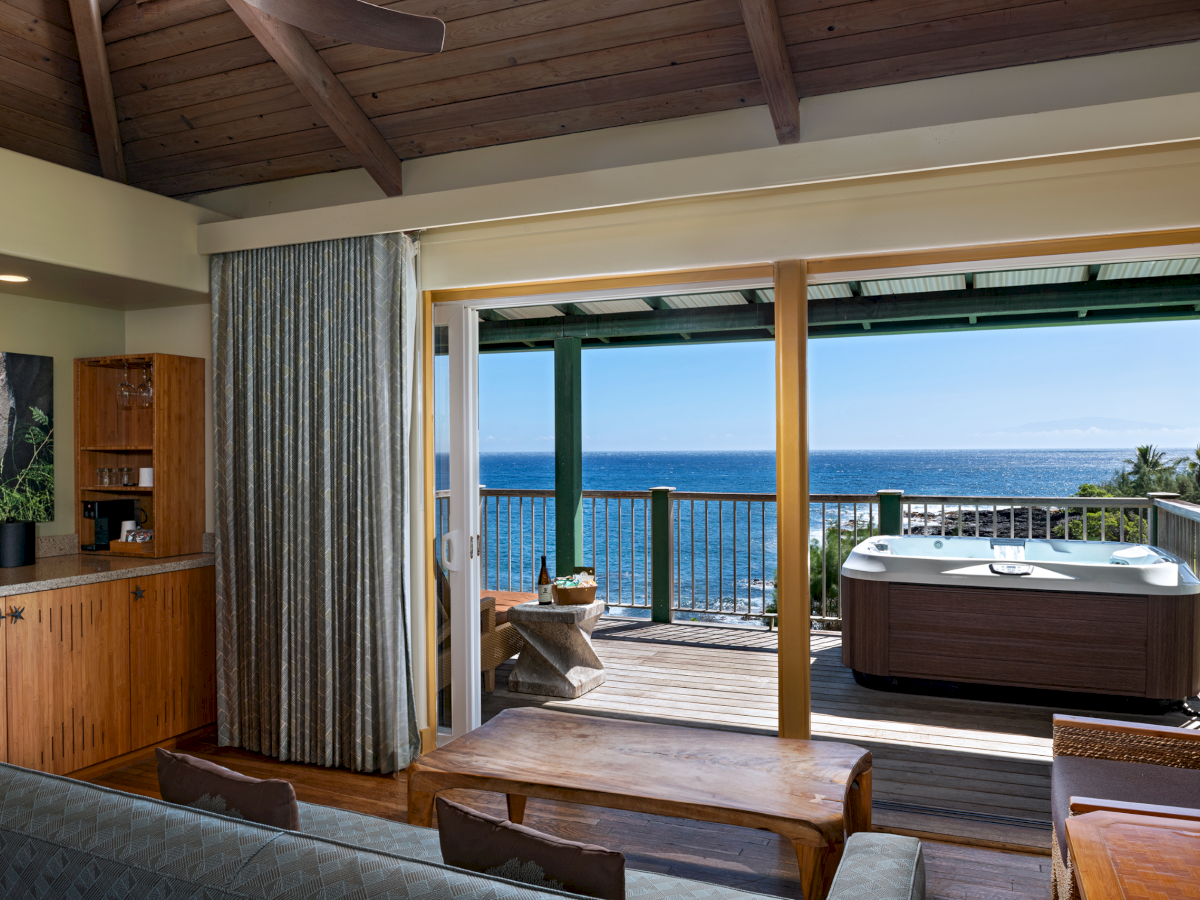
top-left (211, 233), bottom-right (419, 774)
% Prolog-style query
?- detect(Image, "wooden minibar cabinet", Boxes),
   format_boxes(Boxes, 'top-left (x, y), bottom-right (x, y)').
top-left (74, 353), bottom-right (205, 558)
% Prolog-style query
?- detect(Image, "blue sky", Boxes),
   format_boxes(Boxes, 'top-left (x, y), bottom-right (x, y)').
top-left (478, 319), bottom-right (1200, 451)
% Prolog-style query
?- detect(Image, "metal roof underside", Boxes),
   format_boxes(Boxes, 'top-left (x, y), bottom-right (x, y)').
top-left (477, 264), bottom-right (1200, 353)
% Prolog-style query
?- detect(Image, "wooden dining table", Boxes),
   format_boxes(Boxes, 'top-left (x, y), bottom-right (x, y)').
top-left (407, 707), bottom-right (872, 900)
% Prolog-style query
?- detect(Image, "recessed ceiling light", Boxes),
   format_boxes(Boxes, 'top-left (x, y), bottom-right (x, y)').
top-left (0, 274), bottom-right (29, 283)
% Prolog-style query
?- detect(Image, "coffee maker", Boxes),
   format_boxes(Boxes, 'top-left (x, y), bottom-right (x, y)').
top-left (82, 499), bottom-right (145, 550)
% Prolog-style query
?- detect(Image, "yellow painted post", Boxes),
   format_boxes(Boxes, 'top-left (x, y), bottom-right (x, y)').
top-left (774, 260), bottom-right (810, 740)
top-left (420, 291), bottom-right (437, 755)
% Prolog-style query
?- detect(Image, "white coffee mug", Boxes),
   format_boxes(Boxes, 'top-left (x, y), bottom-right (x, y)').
top-left (120, 520), bottom-right (136, 542)
top-left (139, 467), bottom-right (154, 487)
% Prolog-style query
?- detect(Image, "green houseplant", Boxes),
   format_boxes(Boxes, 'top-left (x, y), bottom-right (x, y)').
top-left (0, 406), bottom-right (54, 524)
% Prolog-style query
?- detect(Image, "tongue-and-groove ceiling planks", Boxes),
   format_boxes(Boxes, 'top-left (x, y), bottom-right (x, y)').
top-left (1, 0), bottom-right (1199, 199)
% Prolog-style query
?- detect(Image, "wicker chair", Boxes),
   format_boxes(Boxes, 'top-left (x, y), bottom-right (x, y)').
top-left (435, 563), bottom-right (525, 693)
top-left (1051, 714), bottom-right (1200, 900)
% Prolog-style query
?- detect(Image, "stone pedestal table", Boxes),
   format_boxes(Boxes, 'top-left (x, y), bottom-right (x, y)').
top-left (506, 600), bottom-right (606, 698)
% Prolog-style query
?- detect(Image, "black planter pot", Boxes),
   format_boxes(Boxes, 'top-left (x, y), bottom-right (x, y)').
top-left (0, 522), bottom-right (36, 568)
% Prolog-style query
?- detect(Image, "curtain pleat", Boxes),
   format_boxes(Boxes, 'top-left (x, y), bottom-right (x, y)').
top-left (211, 233), bottom-right (419, 774)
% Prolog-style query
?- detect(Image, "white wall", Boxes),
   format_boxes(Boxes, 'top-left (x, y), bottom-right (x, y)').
top-left (0, 147), bottom-right (221, 309)
top-left (0, 293), bottom-right (126, 535)
top-left (124, 305), bottom-right (214, 534)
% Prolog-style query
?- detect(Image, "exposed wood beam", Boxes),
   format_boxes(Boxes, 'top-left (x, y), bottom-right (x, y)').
top-left (226, 0), bottom-right (406, 196)
top-left (67, 0), bottom-right (126, 181)
top-left (737, 0), bottom-right (799, 144)
top-left (99, 0), bottom-right (124, 15)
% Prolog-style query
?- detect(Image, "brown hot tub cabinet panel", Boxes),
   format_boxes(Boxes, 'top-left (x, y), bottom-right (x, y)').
top-left (840, 574), bottom-right (1200, 699)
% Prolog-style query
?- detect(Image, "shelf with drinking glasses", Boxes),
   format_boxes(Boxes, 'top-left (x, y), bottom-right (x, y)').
top-left (75, 353), bottom-right (203, 559)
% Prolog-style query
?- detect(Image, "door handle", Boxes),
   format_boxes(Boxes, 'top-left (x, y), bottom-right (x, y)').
top-left (131, 584), bottom-right (145, 601)
top-left (441, 531), bottom-right (461, 572)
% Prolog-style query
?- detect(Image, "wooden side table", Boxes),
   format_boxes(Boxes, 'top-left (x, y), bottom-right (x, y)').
top-left (1066, 809), bottom-right (1200, 900)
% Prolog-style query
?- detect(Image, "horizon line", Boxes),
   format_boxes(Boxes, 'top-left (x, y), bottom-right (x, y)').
top-left (475, 447), bottom-right (1196, 454)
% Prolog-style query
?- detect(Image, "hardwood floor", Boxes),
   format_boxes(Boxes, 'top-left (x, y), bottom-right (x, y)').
top-left (88, 616), bottom-right (1197, 900)
top-left (91, 733), bottom-right (1051, 900)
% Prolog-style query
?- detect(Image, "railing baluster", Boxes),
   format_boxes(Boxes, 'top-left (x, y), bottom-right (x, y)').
top-left (604, 498), bottom-right (610, 603)
top-left (704, 501), bottom-right (710, 610)
top-left (746, 499), bottom-right (751, 615)
top-left (724, 504), bottom-right (734, 619)
top-left (619, 501), bottom-right (628, 607)
top-left (691, 499), bottom-right (696, 612)
top-left (821, 503), bottom-right (827, 619)
top-left (718, 501), bottom-right (724, 612)
top-left (761, 500), bottom-right (766, 616)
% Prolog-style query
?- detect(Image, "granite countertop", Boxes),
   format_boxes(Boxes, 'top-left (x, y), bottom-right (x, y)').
top-left (0, 553), bottom-right (214, 598)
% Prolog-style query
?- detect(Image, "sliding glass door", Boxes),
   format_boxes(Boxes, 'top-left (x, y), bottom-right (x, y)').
top-left (433, 304), bottom-right (483, 740)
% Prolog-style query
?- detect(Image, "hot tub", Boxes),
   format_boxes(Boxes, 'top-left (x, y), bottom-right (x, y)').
top-left (840, 536), bottom-right (1200, 700)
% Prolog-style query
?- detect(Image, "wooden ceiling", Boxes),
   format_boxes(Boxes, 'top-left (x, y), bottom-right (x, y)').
top-left (2, 0), bottom-right (1198, 200)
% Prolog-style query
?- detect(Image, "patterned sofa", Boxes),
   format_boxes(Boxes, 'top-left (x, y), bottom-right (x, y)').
top-left (0, 761), bottom-right (925, 900)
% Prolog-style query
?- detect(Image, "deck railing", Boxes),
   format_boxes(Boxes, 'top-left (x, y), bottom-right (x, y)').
top-left (900, 495), bottom-right (1153, 542)
top-left (1156, 497), bottom-right (1200, 572)
top-left (434, 489), bottom-right (1178, 628)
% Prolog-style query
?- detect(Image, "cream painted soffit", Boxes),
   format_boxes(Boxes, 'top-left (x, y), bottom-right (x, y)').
top-left (198, 92), bottom-right (1200, 256)
top-left (0, 147), bottom-right (224, 304)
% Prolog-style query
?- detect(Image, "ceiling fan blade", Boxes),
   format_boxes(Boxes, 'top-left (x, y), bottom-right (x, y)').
top-left (240, 0), bottom-right (445, 54)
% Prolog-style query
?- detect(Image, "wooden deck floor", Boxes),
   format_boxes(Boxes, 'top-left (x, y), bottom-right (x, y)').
top-left (483, 618), bottom-right (1198, 850)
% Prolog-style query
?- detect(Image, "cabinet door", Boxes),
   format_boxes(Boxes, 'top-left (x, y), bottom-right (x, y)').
top-left (129, 567), bottom-right (216, 748)
top-left (6, 582), bottom-right (131, 774)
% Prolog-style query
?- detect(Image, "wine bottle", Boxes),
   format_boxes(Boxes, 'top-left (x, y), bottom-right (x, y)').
top-left (537, 555), bottom-right (553, 605)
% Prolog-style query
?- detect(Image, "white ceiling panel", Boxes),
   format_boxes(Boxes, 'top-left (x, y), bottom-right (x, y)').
top-left (572, 298), bottom-right (653, 314)
top-left (1097, 258), bottom-right (1200, 280)
top-left (974, 266), bottom-right (1089, 288)
top-left (860, 275), bottom-right (967, 295)
top-left (494, 305), bottom-right (565, 319)
top-left (661, 291), bottom-right (749, 308)
top-left (808, 283), bottom-right (854, 299)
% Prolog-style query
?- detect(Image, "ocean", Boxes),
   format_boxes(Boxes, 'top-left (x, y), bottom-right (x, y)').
top-left (480, 448), bottom-right (1178, 496)
top-left (463, 449), bottom-right (1188, 621)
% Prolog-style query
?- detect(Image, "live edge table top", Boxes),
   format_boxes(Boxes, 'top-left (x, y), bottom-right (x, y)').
top-left (406, 708), bottom-right (871, 849)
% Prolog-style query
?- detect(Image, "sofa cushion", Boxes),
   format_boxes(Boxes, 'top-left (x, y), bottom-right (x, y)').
top-left (157, 748), bottom-right (300, 830)
top-left (1052, 754), bottom-right (1200, 854)
top-left (0, 762), bottom-right (279, 893)
top-left (826, 833), bottom-right (925, 900)
top-left (0, 763), bottom-right (589, 899)
top-left (437, 797), bottom-right (625, 900)
top-left (296, 801), bottom-right (775, 900)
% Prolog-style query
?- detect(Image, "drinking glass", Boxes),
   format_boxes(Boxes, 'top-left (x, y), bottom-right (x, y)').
top-left (136, 365), bottom-right (153, 409)
top-left (117, 366), bottom-right (135, 411)
top-left (97, 467), bottom-right (111, 486)
top-left (118, 467), bottom-right (135, 486)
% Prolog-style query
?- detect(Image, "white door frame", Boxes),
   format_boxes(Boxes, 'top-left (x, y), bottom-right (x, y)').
top-left (433, 277), bottom-right (773, 740)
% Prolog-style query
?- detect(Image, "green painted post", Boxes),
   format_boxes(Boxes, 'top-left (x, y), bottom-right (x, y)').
top-left (1146, 493), bottom-right (1179, 547)
top-left (554, 337), bottom-right (583, 575)
top-left (878, 490), bottom-right (904, 536)
top-left (651, 487), bottom-right (675, 623)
